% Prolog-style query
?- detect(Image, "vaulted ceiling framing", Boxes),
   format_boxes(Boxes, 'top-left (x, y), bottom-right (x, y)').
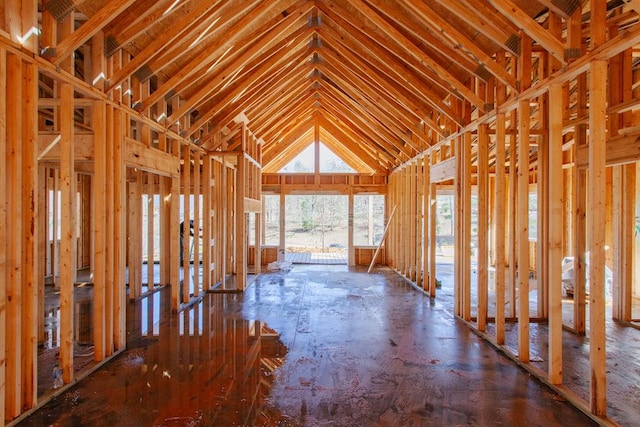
top-left (44, 0), bottom-right (635, 173)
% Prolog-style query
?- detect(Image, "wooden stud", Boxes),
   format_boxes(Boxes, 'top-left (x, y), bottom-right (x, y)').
top-left (507, 123), bottom-right (518, 319)
top-left (159, 174), bottom-right (170, 286)
top-left (236, 143), bottom-right (247, 291)
top-left (5, 52), bottom-right (23, 419)
top-left (454, 141), bottom-right (463, 316)
top-left (588, 58), bottom-right (608, 417)
top-left (59, 81), bottom-right (75, 385)
top-left (21, 58), bottom-right (38, 409)
top-left (429, 160), bottom-right (437, 297)
top-left (495, 112), bottom-right (506, 344)
top-left (517, 100), bottom-right (530, 363)
top-left (409, 161), bottom-right (417, 281)
top-left (113, 109), bottom-right (127, 350)
top-left (193, 152), bottom-right (201, 296)
top-left (548, 83), bottom-right (564, 385)
top-left (128, 170), bottom-right (142, 299)
top-left (463, 133), bottom-right (472, 321)
top-left (147, 172), bottom-right (155, 291)
top-left (105, 105), bottom-right (115, 355)
top-left (477, 124), bottom-right (489, 331)
top-left (203, 156), bottom-right (212, 291)
top-left (422, 156), bottom-right (429, 291)
top-left (0, 44), bottom-right (6, 424)
top-left (348, 192), bottom-right (355, 266)
top-left (182, 145), bottom-right (191, 302)
top-left (93, 100), bottom-right (107, 362)
top-left (170, 175), bottom-right (180, 310)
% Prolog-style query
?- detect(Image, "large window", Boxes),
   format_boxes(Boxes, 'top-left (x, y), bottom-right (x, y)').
top-left (353, 195), bottom-right (385, 246)
top-left (263, 195), bottom-right (280, 246)
top-left (285, 195), bottom-right (347, 252)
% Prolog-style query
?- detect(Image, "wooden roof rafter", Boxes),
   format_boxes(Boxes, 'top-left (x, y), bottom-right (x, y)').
top-left (317, 58), bottom-right (434, 148)
top-left (167, 9), bottom-right (315, 127)
top-left (101, 0), bottom-right (187, 54)
top-left (317, 115), bottom-right (391, 172)
top-left (317, 26), bottom-right (453, 137)
top-left (487, 0), bottom-right (567, 64)
top-left (394, 0), bottom-right (518, 90)
top-left (318, 92), bottom-right (409, 163)
top-left (315, 66), bottom-right (424, 155)
top-left (429, 0), bottom-right (522, 57)
top-left (186, 42), bottom-right (316, 137)
top-left (105, 0), bottom-right (232, 91)
top-left (134, 0), bottom-right (300, 110)
top-left (317, 4), bottom-right (462, 125)
top-left (329, 0), bottom-right (485, 111)
top-left (49, 0), bottom-right (137, 65)
top-left (318, 126), bottom-right (377, 174)
top-left (318, 85), bottom-right (418, 159)
top-left (316, 109), bottom-right (396, 167)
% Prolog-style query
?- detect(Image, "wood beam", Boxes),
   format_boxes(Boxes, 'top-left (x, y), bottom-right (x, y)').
top-left (51, 0), bottom-right (136, 65)
top-left (401, 0), bottom-right (518, 90)
top-left (487, 0), bottom-right (566, 64)
top-left (134, 0), bottom-right (287, 109)
top-left (333, 0), bottom-right (485, 111)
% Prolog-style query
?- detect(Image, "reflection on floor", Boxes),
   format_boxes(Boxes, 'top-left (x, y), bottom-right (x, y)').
top-left (21, 265), bottom-right (595, 426)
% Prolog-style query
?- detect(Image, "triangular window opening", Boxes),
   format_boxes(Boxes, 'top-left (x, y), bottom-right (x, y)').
top-left (279, 142), bottom-right (355, 173)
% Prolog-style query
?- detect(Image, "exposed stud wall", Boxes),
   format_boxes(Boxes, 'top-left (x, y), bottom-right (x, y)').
top-left (1, 2), bottom-right (640, 426)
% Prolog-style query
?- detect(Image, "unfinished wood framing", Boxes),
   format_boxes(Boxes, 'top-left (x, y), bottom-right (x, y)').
top-left (2, 2), bottom-right (640, 425)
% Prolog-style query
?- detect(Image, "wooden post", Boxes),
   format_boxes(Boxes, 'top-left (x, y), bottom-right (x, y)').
top-left (182, 145), bottom-right (191, 301)
top-left (170, 175), bottom-right (180, 310)
top-left (160, 174), bottom-right (170, 286)
top-left (348, 192), bottom-right (355, 266)
top-left (203, 155), bottom-right (212, 290)
top-left (422, 156), bottom-right (430, 292)
top-left (507, 129), bottom-right (517, 319)
top-left (59, 82), bottom-right (76, 384)
top-left (409, 161), bottom-right (416, 281)
top-left (588, 58), bottom-right (608, 417)
top-left (279, 191), bottom-right (286, 263)
top-left (21, 58), bottom-right (38, 409)
top-left (477, 124), bottom-right (489, 331)
top-left (128, 170), bottom-right (142, 299)
top-left (517, 100), bottom-right (530, 363)
top-left (113, 110), bottom-right (127, 350)
top-left (147, 172), bottom-right (155, 291)
top-left (463, 133), bottom-right (472, 321)
top-left (93, 100), bottom-right (107, 362)
top-left (0, 44), bottom-right (6, 423)
top-left (454, 141), bottom-right (462, 316)
top-left (548, 83), bottom-right (564, 385)
top-left (236, 154), bottom-right (247, 291)
top-left (5, 52), bottom-right (23, 419)
top-left (429, 163), bottom-right (437, 297)
top-left (221, 161), bottom-right (228, 288)
top-left (105, 105), bottom-right (115, 355)
top-left (495, 112), bottom-right (506, 344)
top-left (255, 210), bottom-right (262, 272)
top-left (193, 151), bottom-right (201, 296)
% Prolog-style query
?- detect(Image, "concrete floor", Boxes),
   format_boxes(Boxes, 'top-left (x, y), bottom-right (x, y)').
top-left (18, 265), bottom-right (596, 426)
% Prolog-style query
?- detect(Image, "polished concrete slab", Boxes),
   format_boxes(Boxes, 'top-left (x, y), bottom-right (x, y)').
top-left (18, 265), bottom-right (595, 426)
